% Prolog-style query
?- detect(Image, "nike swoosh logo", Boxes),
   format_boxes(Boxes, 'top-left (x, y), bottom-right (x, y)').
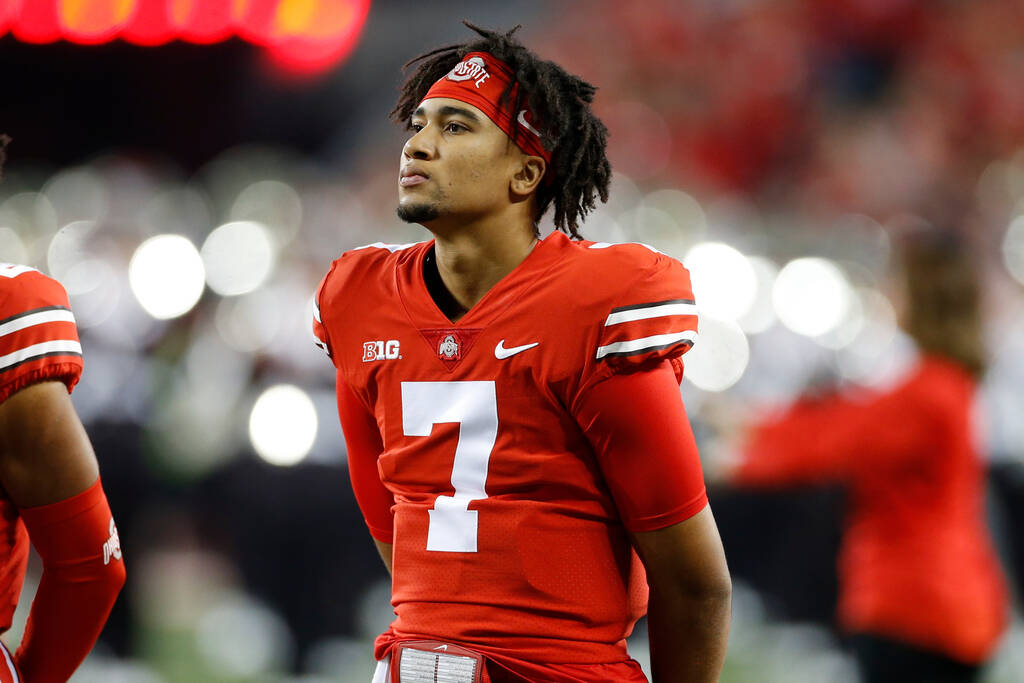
top-left (495, 340), bottom-right (539, 359)
top-left (434, 644), bottom-right (448, 651)
top-left (517, 109), bottom-right (541, 137)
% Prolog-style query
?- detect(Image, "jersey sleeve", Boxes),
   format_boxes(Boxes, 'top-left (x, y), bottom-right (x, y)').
top-left (0, 266), bottom-right (83, 405)
top-left (312, 272), bottom-right (334, 365)
top-left (593, 250), bottom-right (698, 375)
top-left (336, 372), bottom-right (394, 543)
top-left (574, 360), bottom-right (708, 532)
top-left (733, 382), bottom-right (939, 487)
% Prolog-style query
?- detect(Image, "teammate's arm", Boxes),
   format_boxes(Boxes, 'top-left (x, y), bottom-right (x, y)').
top-left (575, 362), bottom-right (731, 683)
top-left (0, 380), bottom-right (125, 681)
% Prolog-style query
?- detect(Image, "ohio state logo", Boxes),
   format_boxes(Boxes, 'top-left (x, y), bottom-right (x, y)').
top-left (446, 56), bottom-right (490, 88)
top-left (438, 334), bottom-right (460, 360)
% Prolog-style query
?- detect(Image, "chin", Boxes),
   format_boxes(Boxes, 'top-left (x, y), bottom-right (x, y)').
top-left (397, 202), bottom-right (441, 224)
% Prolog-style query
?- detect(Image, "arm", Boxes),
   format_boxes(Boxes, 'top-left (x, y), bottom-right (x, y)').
top-left (336, 373), bottom-right (395, 575)
top-left (632, 506), bottom-right (731, 683)
top-left (575, 362), bottom-right (730, 682)
top-left (734, 382), bottom-right (935, 487)
top-left (0, 381), bottom-right (125, 682)
top-left (373, 539), bottom-right (393, 576)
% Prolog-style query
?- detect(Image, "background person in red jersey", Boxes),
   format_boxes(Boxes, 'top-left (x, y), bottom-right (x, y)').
top-left (312, 23), bottom-right (731, 683)
top-left (730, 229), bottom-right (1008, 683)
top-left (0, 137), bottom-right (126, 682)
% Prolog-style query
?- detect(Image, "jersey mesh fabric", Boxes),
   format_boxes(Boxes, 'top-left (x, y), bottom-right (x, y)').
top-left (315, 233), bottom-right (704, 676)
top-left (0, 265), bottom-right (84, 631)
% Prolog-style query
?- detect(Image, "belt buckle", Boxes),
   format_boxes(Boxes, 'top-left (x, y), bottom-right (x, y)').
top-left (392, 640), bottom-right (484, 683)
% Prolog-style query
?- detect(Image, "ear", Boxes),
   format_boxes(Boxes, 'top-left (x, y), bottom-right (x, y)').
top-left (510, 155), bottom-right (546, 198)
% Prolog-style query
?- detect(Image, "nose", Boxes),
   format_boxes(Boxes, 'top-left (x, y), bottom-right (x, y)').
top-left (403, 125), bottom-right (436, 161)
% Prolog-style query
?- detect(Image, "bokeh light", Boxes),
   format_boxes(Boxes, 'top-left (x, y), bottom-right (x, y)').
top-left (42, 166), bottom-right (108, 225)
top-left (1002, 215), bottom-right (1024, 286)
top-left (737, 256), bottom-right (778, 334)
top-left (813, 287), bottom-right (867, 350)
top-left (201, 220), bottom-right (277, 296)
top-left (215, 289), bottom-right (284, 352)
top-left (195, 592), bottom-right (293, 677)
top-left (773, 257), bottom-right (852, 337)
top-left (685, 242), bottom-right (757, 321)
top-left (683, 316), bottom-right (750, 392)
top-left (249, 384), bottom-right (318, 466)
top-left (0, 227), bottom-right (28, 265)
top-left (129, 234), bottom-right (206, 319)
top-left (230, 180), bottom-right (303, 245)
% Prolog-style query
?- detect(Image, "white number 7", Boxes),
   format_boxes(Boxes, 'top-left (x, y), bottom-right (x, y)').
top-left (401, 381), bottom-right (497, 553)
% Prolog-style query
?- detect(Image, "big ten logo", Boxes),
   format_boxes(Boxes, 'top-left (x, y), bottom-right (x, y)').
top-left (362, 340), bottom-right (401, 362)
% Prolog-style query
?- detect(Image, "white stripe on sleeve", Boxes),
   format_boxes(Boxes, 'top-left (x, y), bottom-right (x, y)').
top-left (604, 302), bottom-right (698, 326)
top-left (595, 330), bottom-right (697, 360)
top-left (0, 340), bottom-right (82, 372)
top-left (0, 639), bottom-right (19, 682)
top-left (0, 309), bottom-right (76, 338)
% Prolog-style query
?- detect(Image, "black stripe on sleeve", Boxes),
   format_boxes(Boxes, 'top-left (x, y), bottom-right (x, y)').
top-left (0, 350), bottom-right (83, 375)
top-left (0, 305), bottom-right (71, 328)
top-left (598, 339), bottom-right (694, 361)
top-left (609, 298), bottom-right (696, 314)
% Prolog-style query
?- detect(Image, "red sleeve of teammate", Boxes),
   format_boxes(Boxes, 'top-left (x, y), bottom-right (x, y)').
top-left (15, 478), bottom-right (126, 682)
top-left (336, 374), bottom-right (395, 543)
top-left (575, 360), bottom-right (708, 533)
top-left (0, 266), bottom-right (83, 403)
top-left (733, 383), bottom-right (938, 487)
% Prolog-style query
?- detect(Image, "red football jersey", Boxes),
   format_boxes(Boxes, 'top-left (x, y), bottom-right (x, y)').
top-left (0, 264), bottom-right (83, 631)
top-left (314, 232), bottom-right (704, 673)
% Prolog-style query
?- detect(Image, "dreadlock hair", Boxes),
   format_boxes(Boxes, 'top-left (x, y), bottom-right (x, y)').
top-left (0, 135), bottom-right (9, 181)
top-left (391, 22), bottom-right (611, 239)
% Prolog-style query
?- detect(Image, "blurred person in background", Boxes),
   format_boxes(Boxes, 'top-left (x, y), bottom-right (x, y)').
top-left (313, 23), bottom-right (730, 683)
top-left (730, 227), bottom-right (1008, 683)
top-left (0, 136), bottom-right (126, 682)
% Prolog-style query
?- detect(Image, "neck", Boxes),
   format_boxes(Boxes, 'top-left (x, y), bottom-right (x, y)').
top-left (426, 210), bottom-right (538, 321)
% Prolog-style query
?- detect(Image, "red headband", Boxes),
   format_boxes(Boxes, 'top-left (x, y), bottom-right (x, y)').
top-left (420, 51), bottom-right (551, 163)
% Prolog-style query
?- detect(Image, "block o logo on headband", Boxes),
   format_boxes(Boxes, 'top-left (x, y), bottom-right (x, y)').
top-left (422, 51), bottom-right (552, 163)
top-left (446, 56), bottom-right (491, 88)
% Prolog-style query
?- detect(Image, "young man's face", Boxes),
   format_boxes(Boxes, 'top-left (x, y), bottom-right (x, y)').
top-left (397, 98), bottom-right (525, 227)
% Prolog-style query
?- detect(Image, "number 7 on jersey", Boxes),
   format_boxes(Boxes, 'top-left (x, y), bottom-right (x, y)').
top-left (401, 381), bottom-right (498, 553)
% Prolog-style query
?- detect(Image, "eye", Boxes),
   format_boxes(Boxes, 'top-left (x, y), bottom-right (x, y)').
top-left (445, 122), bottom-right (467, 133)
top-left (408, 123), bottom-right (424, 133)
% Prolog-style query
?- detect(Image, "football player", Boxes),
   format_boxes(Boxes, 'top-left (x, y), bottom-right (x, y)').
top-left (314, 25), bottom-right (730, 683)
top-left (0, 136), bottom-right (126, 681)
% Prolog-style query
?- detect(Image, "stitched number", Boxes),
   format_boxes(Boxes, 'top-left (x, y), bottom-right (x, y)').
top-left (401, 381), bottom-right (498, 552)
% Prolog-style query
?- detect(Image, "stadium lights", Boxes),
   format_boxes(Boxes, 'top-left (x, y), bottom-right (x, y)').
top-left (0, 0), bottom-right (372, 74)
top-left (128, 233), bottom-right (205, 319)
top-left (248, 384), bottom-right (317, 467)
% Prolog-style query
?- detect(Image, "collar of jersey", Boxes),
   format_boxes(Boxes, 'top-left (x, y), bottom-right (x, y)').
top-left (397, 232), bottom-right (567, 330)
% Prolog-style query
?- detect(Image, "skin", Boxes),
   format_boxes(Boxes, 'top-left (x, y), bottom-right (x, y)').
top-left (394, 96), bottom-right (731, 682)
top-left (631, 507), bottom-right (732, 683)
top-left (0, 381), bottom-right (99, 507)
top-left (399, 97), bottom-right (546, 320)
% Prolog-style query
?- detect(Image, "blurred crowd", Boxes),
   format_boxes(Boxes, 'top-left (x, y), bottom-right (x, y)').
top-left (2, 0), bottom-right (1024, 681)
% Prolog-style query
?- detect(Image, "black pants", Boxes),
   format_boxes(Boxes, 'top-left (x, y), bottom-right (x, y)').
top-left (850, 634), bottom-right (983, 683)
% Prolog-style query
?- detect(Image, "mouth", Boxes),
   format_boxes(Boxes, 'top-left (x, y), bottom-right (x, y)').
top-left (400, 168), bottom-right (429, 187)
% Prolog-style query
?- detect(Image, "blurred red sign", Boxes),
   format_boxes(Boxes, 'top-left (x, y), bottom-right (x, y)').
top-left (1, 0), bottom-right (371, 73)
